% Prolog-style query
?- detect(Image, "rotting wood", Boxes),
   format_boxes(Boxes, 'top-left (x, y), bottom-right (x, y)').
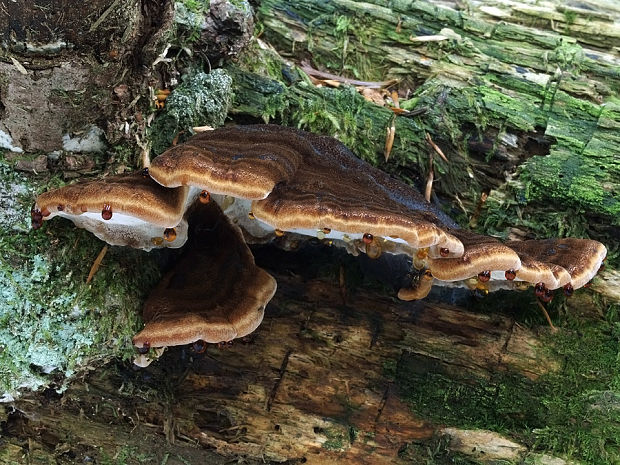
top-left (5, 255), bottom-right (561, 464)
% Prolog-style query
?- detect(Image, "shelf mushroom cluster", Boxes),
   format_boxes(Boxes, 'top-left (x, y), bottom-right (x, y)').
top-left (32, 124), bottom-right (607, 353)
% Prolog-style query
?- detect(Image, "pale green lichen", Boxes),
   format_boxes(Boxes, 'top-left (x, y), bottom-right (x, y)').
top-left (150, 68), bottom-right (233, 154)
top-left (0, 156), bottom-right (161, 401)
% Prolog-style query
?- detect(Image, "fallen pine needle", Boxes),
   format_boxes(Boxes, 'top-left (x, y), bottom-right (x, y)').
top-left (87, 245), bottom-right (108, 284)
top-left (425, 132), bottom-right (449, 163)
top-left (384, 117), bottom-right (396, 161)
top-left (536, 299), bottom-right (558, 332)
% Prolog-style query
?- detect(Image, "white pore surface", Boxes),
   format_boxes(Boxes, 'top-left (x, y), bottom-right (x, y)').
top-left (49, 211), bottom-right (188, 251)
top-left (210, 193), bottom-right (423, 255)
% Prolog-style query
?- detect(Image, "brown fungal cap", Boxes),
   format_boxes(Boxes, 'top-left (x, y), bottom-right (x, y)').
top-left (35, 173), bottom-right (189, 227)
top-left (507, 238), bottom-right (607, 290)
top-left (33, 173), bottom-right (191, 249)
top-left (149, 125), bottom-right (304, 199)
top-left (200, 126), bottom-right (464, 255)
top-left (132, 201), bottom-right (277, 348)
top-left (427, 230), bottom-right (521, 281)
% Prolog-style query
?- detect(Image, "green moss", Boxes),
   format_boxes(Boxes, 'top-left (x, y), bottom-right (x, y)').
top-left (321, 426), bottom-right (348, 451)
top-left (397, 435), bottom-right (479, 465)
top-left (149, 69), bottom-right (232, 155)
top-left (0, 156), bottom-right (161, 400)
top-left (392, 300), bottom-right (620, 465)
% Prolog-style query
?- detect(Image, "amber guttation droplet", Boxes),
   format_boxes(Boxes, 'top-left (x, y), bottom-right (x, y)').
top-left (275, 229), bottom-right (285, 237)
top-left (478, 270), bottom-right (491, 282)
top-left (563, 283), bottom-right (574, 297)
top-left (31, 205), bottom-right (43, 230)
top-left (217, 340), bottom-right (234, 349)
top-left (473, 288), bottom-right (489, 298)
top-left (534, 282), bottom-right (546, 298)
top-left (416, 248), bottom-right (428, 259)
top-left (505, 269), bottom-right (516, 281)
top-left (192, 340), bottom-right (207, 354)
top-left (440, 247), bottom-right (450, 257)
top-left (365, 240), bottom-right (382, 259)
top-left (163, 228), bottom-right (177, 242)
top-left (101, 204), bottom-right (113, 220)
top-left (151, 237), bottom-right (164, 246)
top-left (136, 342), bottom-right (150, 354)
top-left (80, 205), bottom-right (88, 212)
top-left (424, 269), bottom-right (433, 279)
top-left (248, 211), bottom-right (255, 220)
top-left (322, 227), bottom-right (331, 234)
top-left (141, 167), bottom-right (150, 178)
top-left (362, 233), bottom-right (374, 244)
top-left (57, 204), bottom-right (64, 211)
top-left (541, 289), bottom-right (553, 303)
top-left (199, 190), bottom-right (211, 204)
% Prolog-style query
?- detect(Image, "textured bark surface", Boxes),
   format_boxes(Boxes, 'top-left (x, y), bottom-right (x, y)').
top-left (1, 1), bottom-right (619, 465)
top-left (2, 247), bottom-right (564, 465)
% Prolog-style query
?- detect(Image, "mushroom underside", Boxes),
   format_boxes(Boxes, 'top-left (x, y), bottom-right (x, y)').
top-left (32, 125), bottom-right (607, 333)
top-left (132, 201), bottom-right (277, 349)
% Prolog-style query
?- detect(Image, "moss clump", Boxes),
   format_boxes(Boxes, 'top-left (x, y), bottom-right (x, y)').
top-left (149, 68), bottom-right (232, 155)
top-left (0, 156), bottom-right (161, 400)
top-left (391, 300), bottom-right (620, 465)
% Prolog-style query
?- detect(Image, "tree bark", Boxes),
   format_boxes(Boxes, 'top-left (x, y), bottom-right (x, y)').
top-left (1, 1), bottom-right (619, 464)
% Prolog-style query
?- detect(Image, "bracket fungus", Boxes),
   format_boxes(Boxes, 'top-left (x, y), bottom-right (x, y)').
top-left (150, 124), bottom-right (465, 258)
top-left (132, 201), bottom-right (277, 350)
top-left (32, 173), bottom-right (191, 250)
top-left (32, 124), bottom-right (607, 356)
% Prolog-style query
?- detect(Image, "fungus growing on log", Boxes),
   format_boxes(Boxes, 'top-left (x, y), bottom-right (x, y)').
top-left (151, 124), bottom-right (465, 258)
top-left (426, 230), bottom-right (522, 282)
top-left (132, 201), bottom-right (277, 349)
top-left (32, 125), bottom-right (607, 353)
top-left (506, 238), bottom-right (607, 290)
top-left (33, 173), bottom-right (191, 250)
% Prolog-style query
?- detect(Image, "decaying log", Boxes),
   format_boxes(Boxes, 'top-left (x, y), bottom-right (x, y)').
top-left (3, 247), bottom-right (561, 464)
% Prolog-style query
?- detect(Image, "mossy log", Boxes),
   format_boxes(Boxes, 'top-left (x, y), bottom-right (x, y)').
top-left (243, 0), bottom-right (620, 240)
top-left (3, 247), bottom-right (579, 465)
top-left (2, 1), bottom-right (619, 465)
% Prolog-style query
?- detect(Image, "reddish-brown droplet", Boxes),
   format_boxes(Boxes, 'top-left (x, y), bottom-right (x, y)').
top-left (505, 269), bottom-right (516, 281)
top-left (136, 342), bottom-right (150, 354)
top-left (57, 204), bottom-right (64, 211)
top-left (141, 167), bottom-right (150, 178)
top-left (563, 283), bottom-right (574, 297)
top-left (31, 205), bottom-right (43, 230)
top-left (365, 240), bottom-right (382, 259)
top-left (163, 228), bottom-right (177, 242)
top-left (248, 211), bottom-right (255, 220)
top-left (275, 229), bottom-right (285, 237)
top-left (80, 205), bottom-right (88, 212)
top-left (101, 204), bottom-right (112, 220)
top-left (322, 227), bottom-right (331, 234)
top-left (362, 233), bottom-right (374, 244)
top-left (440, 247), bottom-right (450, 257)
top-left (199, 190), bottom-right (210, 204)
top-left (478, 270), bottom-right (491, 282)
top-left (541, 289), bottom-right (553, 303)
top-left (424, 269), bottom-right (433, 279)
top-left (534, 282), bottom-right (546, 298)
top-left (192, 340), bottom-right (207, 353)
